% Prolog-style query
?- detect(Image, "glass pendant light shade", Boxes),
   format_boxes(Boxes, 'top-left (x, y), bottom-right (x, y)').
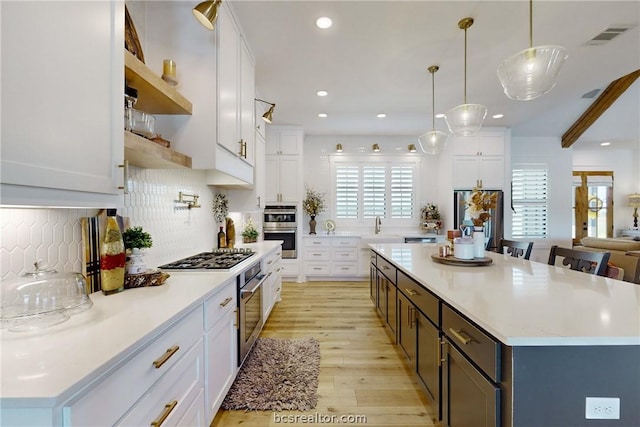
top-left (444, 103), bottom-right (487, 136)
top-left (497, 45), bottom-right (568, 100)
top-left (445, 17), bottom-right (487, 136)
top-left (418, 130), bottom-right (449, 155)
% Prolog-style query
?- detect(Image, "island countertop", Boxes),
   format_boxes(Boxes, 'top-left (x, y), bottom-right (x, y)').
top-left (370, 243), bottom-right (640, 346)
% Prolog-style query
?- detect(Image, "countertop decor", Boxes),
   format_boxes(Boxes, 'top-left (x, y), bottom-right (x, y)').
top-left (467, 186), bottom-right (498, 226)
top-left (212, 193), bottom-right (229, 223)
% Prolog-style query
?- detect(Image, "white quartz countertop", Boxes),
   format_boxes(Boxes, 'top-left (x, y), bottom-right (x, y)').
top-left (371, 243), bottom-right (640, 347)
top-left (0, 242), bottom-right (281, 404)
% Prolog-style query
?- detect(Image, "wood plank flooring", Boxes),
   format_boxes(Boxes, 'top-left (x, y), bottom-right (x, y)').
top-left (212, 280), bottom-right (438, 427)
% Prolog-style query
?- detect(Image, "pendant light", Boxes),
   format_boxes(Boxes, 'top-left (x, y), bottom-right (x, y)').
top-left (497, 0), bottom-right (568, 100)
top-left (445, 18), bottom-right (487, 136)
top-left (418, 65), bottom-right (449, 155)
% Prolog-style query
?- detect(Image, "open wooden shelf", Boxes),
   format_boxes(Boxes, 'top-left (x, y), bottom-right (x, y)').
top-left (124, 50), bottom-right (193, 115)
top-left (124, 131), bottom-right (192, 169)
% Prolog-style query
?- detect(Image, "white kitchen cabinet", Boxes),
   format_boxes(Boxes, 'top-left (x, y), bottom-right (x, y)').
top-left (204, 278), bottom-right (238, 422)
top-left (63, 306), bottom-right (204, 427)
top-left (262, 246), bottom-right (283, 321)
top-left (302, 236), bottom-right (361, 280)
top-left (265, 126), bottom-right (304, 203)
top-left (217, 2), bottom-right (255, 166)
top-left (0, 1), bottom-right (124, 207)
top-left (451, 130), bottom-right (507, 190)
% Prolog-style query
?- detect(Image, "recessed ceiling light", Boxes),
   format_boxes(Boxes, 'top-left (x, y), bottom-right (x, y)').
top-left (316, 90), bottom-right (328, 97)
top-left (435, 113), bottom-right (445, 118)
top-left (377, 113), bottom-right (386, 118)
top-left (318, 113), bottom-right (327, 118)
top-left (492, 114), bottom-right (504, 119)
top-left (316, 17), bottom-right (332, 29)
top-left (601, 141), bottom-right (611, 146)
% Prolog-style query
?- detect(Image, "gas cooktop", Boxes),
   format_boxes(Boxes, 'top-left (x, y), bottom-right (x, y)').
top-left (158, 249), bottom-right (255, 270)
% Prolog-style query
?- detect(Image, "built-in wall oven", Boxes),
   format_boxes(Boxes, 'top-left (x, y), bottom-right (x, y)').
top-left (238, 261), bottom-right (266, 366)
top-left (263, 205), bottom-right (297, 259)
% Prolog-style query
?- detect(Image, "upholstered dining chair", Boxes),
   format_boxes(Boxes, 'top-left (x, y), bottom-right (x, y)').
top-left (498, 239), bottom-right (533, 260)
top-left (547, 245), bottom-right (611, 276)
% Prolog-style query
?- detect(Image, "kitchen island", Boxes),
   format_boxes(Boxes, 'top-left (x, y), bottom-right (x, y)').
top-left (370, 243), bottom-right (640, 427)
top-left (0, 242), bottom-right (282, 427)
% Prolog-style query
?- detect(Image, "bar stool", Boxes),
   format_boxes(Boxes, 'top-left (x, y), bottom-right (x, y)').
top-left (547, 245), bottom-right (610, 276)
top-left (498, 239), bottom-right (533, 260)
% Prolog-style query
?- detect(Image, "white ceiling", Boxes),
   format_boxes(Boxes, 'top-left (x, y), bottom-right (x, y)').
top-left (230, 0), bottom-right (640, 150)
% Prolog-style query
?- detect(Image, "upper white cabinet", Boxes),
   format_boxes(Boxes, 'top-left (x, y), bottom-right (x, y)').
top-left (265, 126), bottom-right (304, 203)
top-left (216, 3), bottom-right (256, 166)
top-left (451, 130), bottom-right (508, 190)
top-left (0, 1), bottom-right (124, 207)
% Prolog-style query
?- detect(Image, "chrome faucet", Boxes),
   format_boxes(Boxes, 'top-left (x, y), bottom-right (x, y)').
top-left (375, 216), bottom-right (382, 234)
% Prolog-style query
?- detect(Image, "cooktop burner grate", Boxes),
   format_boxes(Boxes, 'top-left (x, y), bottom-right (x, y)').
top-left (158, 250), bottom-right (255, 270)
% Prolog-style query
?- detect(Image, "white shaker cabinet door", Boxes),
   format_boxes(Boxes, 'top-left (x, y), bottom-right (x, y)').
top-left (1, 1), bottom-right (124, 207)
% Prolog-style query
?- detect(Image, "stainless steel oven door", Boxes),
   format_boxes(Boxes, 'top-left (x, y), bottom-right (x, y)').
top-left (239, 273), bottom-right (266, 366)
top-left (263, 229), bottom-right (297, 259)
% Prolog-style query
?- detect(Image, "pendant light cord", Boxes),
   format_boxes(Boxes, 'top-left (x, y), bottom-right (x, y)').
top-left (529, 0), bottom-right (533, 48)
top-left (464, 27), bottom-right (468, 104)
top-left (431, 71), bottom-right (436, 129)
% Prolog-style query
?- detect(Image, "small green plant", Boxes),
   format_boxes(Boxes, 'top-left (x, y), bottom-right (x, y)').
top-left (241, 218), bottom-right (259, 241)
top-left (122, 226), bottom-right (153, 250)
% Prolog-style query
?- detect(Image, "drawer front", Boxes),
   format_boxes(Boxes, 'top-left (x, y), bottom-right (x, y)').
top-left (331, 262), bottom-right (358, 275)
top-left (65, 307), bottom-right (204, 426)
top-left (204, 279), bottom-right (237, 331)
top-left (442, 304), bottom-right (500, 382)
top-left (303, 238), bottom-right (330, 247)
top-left (304, 263), bottom-right (330, 275)
top-left (303, 247), bottom-right (330, 261)
top-left (116, 338), bottom-right (205, 427)
top-left (331, 237), bottom-right (359, 248)
top-left (397, 271), bottom-right (439, 326)
top-left (376, 256), bottom-right (397, 283)
top-left (333, 248), bottom-right (358, 261)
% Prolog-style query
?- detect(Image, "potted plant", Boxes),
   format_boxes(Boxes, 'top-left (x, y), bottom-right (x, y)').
top-left (122, 226), bottom-right (153, 274)
top-left (241, 218), bottom-right (259, 243)
top-left (302, 186), bottom-right (326, 234)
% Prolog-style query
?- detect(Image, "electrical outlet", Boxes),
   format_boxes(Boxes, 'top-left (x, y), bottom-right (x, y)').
top-left (585, 397), bottom-right (620, 419)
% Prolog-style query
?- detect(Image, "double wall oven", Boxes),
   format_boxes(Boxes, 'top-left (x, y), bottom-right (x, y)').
top-left (263, 205), bottom-right (297, 259)
top-left (158, 249), bottom-right (265, 366)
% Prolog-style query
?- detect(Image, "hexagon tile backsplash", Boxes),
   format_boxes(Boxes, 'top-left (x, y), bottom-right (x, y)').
top-left (1, 167), bottom-right (218, 281)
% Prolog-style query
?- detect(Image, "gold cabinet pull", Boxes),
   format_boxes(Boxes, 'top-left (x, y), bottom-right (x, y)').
top-left (118, 160), bottom-right (129, 194)
top-left (438, 339), bottom-right (447, 367)
top-left (449, 328), bottom-right (472, 345)
top-left (381, 265), bottom-right (389, 270)
top-left (404, 288), bottom-right (418, 297)
top-left (152, 345), bottom-right (179, 369)
top-left (150, 400), bottom-right (178, 427)
top-left (219, 297), bottom-right (233, 307)
top-left (234, 308), bottom-right (238, 328)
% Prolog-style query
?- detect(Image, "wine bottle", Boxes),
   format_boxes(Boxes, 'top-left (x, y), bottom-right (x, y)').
top-left (218, 226), bottom-right (227, 249)
top-left (100, 209), bottom-right (125, 295)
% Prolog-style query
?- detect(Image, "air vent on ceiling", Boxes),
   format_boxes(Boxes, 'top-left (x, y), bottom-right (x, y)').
top-left (581, 88), bottom-right (601, 99)
top-left (587, 25), bottom-right (634, 45)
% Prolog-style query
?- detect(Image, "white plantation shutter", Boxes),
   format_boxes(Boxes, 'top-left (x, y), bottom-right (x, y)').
top-left (512, 165), bottom-right (548, 238)
top-left (335, 166), bottom-right (359, 218)
top-left (363, 166), bottom-right (386, 218)
top-left (334, 161), bottom-right (416, 221)
top-left (390, 166), bottom-right (413, 218)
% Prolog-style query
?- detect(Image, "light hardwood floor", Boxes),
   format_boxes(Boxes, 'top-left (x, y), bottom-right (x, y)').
top-left (212, 280), bottom-right (438, 427)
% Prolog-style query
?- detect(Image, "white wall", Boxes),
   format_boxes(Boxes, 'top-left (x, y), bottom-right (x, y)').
top-left (303, 135), bottom-right (441, 235)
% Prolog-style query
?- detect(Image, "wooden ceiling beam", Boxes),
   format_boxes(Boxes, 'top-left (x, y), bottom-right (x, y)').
top-left (561, 69), bottom-right (640, 148)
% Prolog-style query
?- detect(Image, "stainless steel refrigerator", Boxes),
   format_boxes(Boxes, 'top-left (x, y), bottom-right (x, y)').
top-left (453, 190), bottom-right (504, 252)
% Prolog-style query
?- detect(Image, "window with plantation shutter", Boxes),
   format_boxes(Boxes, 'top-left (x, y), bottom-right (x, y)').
top-left (334, 162), bottom-right (415, 221)
top-left (512, 165), bottom-right (548, 238)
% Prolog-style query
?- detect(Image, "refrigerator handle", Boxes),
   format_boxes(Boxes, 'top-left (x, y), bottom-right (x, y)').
top-left (510, 181), bottom-right (516, 213)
